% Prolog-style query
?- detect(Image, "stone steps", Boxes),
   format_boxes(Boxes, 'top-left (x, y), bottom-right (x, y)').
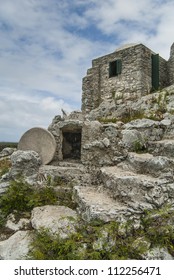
top-left (100, 165), bottom-right (171, 205)
top-left (148, 139), bottom-right (174, 158)
top-left (39, 164), bottom-right (91, 185)
top-left (118, 152), bottom-right (174, 178)
top-left (73, 185), bottom-right (128, 223)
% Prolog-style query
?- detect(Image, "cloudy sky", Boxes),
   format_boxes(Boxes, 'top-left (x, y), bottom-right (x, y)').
top-left (0, 0), bottom-right (174, 141)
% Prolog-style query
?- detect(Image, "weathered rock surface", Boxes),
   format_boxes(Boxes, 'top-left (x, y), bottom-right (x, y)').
top-left (5, 214), bottom-right (31, 232)
top-left (0, 231), bottom-right (32, 260)
top-left (0, 181), bottom-right (10, 194)
top-left (119, 152), bottom-right (174, 178)
top-left (31, 205), bottom-right (78, 238)
top-left (9, 150), bottom-right (41, 178)
top-left (143, 247), bottom-right (174, 260)
top-left (148, 139), bottom-right (174, 158)
top-left (73, 185), bottom-right (128, 223)
top-left (39, 162), bottom-right (92, 185)
top-left (100, 165), bottom-right (173, 210)
top-left (0, 147), bottom-right (16, 159)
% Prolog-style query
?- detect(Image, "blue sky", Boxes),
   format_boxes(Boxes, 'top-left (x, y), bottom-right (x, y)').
top-left (0, 0), bottom-right (174, 141)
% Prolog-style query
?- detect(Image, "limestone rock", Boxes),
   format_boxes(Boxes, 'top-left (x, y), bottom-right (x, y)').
top-left (0, 147), bottom-right (16, 159)
top-left (100, 166), bottom-right (170, 209)
top-left (124, 118), bottom-right (159, 129)
top-left (148, 139), bottom-right (174, 158)
top-left (132, 237), bottom-right (151, 253)
top-left (0, 231), bottom-right (32, 260)
top-left (144, 247), bottom-right (174, 260)
top-left (120, 152), bottom-right (174, 178)
top-left (73, 185), bottom-right (128, 223)
top-left (6, 214), bottom-right (31, 231)
top-left (121, 129), bottom-right (145, 151)
top-left (9, 150), bottom-right (41, 178)
top-left (0, 182), bottom-right (10, 195)
top-left (39, 163), bottom-right (92, 185)
top-left (31, 205), bottom-right (78, 238)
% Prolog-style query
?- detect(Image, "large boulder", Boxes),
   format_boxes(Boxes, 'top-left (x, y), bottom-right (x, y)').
top-left (9, 150), bottom-right (41, 178)
top-left (31, 205), bottom-right (78, 239)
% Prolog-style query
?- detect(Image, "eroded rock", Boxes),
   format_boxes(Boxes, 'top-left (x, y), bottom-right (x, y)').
top-left (31, 205), bottom-right (78, 238)
top-left (9, 150), bottom-right (41, 178)
top-left (0, 231), bottom-right (32, 260)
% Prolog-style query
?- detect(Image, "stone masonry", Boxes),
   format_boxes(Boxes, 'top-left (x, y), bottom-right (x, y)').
top-left (82, 43), bottom-right (173, 113)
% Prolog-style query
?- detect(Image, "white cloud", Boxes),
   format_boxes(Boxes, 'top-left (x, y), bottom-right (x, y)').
top-left (84, 0), bottom-right (174, 58)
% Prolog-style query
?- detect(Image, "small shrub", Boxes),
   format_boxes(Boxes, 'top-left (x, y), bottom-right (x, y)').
top-left (98, 117), bottom-right (117, 123)
top-left (120, 110), bottom-right (146, 124)
top-left (28, 229), bottom-right (84, 260)
top-left (28, 220), bottom-right (148, 260)
top-left (133, 140), bottom-right (147, 153)
top-left (0, 179), bottom-right (57, 226)
top-left (28, 205), bottom-right (174, 260)
top-left (142, 205), bottom-right (174, 255)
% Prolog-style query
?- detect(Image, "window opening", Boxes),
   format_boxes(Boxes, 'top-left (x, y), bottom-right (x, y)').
top-left (109, 59), bottom-right (122, 77)
top-left (151, 54), bottom-right (159, 90)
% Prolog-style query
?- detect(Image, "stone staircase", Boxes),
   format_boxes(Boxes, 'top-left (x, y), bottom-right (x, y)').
top-left (37, 135), bottom-right (174, 224)
top-left (148, 139), bottom-right (174, 158)
top-left (38, 160), bottom-right (92, 185)
top-left (73, 139), bottom-right (174, 224)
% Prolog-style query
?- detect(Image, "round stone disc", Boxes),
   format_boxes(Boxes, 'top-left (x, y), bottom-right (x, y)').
top-left (18, 127), bottom-right (56, 164)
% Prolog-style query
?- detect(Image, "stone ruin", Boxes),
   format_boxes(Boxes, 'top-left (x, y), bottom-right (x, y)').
top-left (2, 42), bottom-right (174, 260)
top-left (82, 42), bottom-right (174, 113)
top-left (15, 43), bottom-right (174, 224)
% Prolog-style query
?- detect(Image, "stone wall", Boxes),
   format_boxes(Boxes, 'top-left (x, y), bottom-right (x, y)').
top-left (48, 114), bottom-right (127, 166)
top-left (168, 43), bottom-right (174, 85)
top-left (82, 43), bottom-right (168, 113)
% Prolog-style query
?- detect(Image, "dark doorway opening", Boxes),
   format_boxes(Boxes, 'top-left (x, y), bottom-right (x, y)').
top-left (62, 130), bottom-right (81, 160)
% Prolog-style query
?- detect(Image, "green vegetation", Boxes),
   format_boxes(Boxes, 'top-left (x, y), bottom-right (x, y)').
top-left (120, 109), bottom-right (145, 123)
top-left (142, 205), bottom-right (174, 254)
top-left (98, 117), bottom-right (117, 123)
top-left (133, 140), bottom-right (147, 153)
top-left (0, 180), bottom-right (58, 227)
top-left (28, 205), bottom-right (174, 260)
top-left (0, 175), bottom-right (77, 228)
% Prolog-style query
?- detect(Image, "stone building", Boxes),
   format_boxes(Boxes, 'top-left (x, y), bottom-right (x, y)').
top-left (18, 42), bottom-right (174, 168)
top-left (82, 43), bottom-right (174, 113)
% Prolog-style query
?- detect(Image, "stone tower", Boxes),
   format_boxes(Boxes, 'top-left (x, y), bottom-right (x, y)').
top-left (168, 43), bottom-right (174, 85)
top-left (81, 43), bottom-right (168, 114)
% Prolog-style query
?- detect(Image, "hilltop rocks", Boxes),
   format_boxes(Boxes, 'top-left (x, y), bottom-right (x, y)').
top-left (2, 85), bottom-right (174, 259)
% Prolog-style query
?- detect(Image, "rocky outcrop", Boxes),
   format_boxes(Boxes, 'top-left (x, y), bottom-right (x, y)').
top-left (9, 150), bottom-right (41, 178)
top-left (1, 85), bottom-right (174, 259)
